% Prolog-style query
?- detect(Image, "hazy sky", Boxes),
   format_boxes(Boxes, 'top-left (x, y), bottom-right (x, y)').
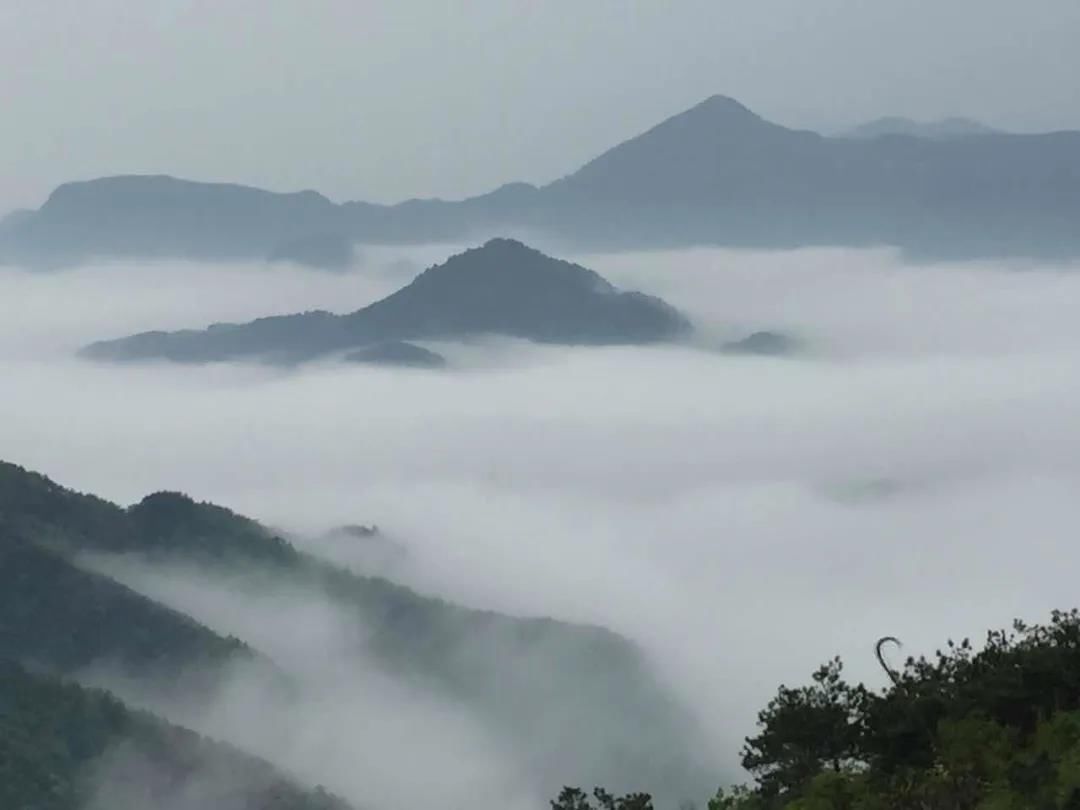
top-left (3, 0), bottom-right (1080, 212)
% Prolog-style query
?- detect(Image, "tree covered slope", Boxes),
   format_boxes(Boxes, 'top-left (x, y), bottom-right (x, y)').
top-left (0, 460), bottom-right (713, 802)
top-left (0, 660), bottom-right (352, 810)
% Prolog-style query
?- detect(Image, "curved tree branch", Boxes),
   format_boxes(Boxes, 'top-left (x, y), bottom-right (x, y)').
top-left (875, 636), bottom-right (903, 686)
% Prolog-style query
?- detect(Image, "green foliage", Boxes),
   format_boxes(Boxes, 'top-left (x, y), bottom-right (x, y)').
top-left (741, 657), bottom-right (869, 798)
top-left (708, 785), bottom-right (767, 810)
top-left (0, 460), bottom-right (294, 563)
top-left (0, 461), bottom-right (134, 551)
top-left (551, 786), bottom-right (654, 810)
top-left (127, 490), bottom-right (298, 563)
top-left (566, 611), bottom-right (1080, 810)
top-left (0, 660), bottom-right (351, 810)
top-left (735, 610), bottom-right (1080, 809)
top-left (0, 536), bottom-right (247, 680)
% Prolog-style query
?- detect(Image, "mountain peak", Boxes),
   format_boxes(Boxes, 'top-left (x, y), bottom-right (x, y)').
top-left (693, 94), bottom-right (759, 118)
top-left (479, 236), bottom-right (532, 252)
top-left (655, 94), bottom-right (768, 133)
top-left (346, 240), bottom-right (691, 345)
top-left (549, 94), bottom-right (797, 202)
top-left (601, 95), bottom-right (769, 148)
top-left (395, 237), bottom-right (616, 296)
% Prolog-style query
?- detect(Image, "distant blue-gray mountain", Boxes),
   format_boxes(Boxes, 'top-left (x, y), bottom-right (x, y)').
top-left (841, 116), bottom-right (1002, 140)
top-left (5, 95), bottom-right (1080, 264)
top-left (267, 230), bottom-right (358, 270)
top-left (83, 238), bottom-right (690, 363)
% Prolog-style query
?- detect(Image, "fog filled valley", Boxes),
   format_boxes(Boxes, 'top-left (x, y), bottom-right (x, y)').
top-left (7, 4), bottom-right (1080, 807)
top-left (5, 242), bottom-right (1080, 808)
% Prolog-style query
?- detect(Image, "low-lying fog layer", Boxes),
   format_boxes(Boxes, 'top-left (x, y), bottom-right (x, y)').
top-left (4, 244), bottom-right (1080, 802)
top-left (78, 555), bottom-right (540, 810)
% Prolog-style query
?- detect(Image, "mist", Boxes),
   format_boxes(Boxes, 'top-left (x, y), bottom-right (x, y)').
top-left (77, 554), bottom-right (540, 810)
top-left (4, 244), bottom-right (1080, 801)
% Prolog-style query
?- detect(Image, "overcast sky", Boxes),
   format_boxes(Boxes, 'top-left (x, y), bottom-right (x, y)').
top-left (4, 0), bottom-right (1080, 212)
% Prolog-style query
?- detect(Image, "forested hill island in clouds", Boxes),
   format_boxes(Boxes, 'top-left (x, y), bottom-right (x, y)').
top-left (4, 94), bottom-right (1080, 266)
top-left (82, 238), bottom-right (691, 363)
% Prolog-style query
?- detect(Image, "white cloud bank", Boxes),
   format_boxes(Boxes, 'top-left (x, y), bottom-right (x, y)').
top-left (3, 243), bottom-right (1080, 801)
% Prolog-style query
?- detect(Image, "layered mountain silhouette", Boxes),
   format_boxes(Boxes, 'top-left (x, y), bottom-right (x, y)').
top-left (841, 115), bottom-right (1001, 140)
top-left (0, 460), bottom-right (714, 805)
top-left (3, 94), bottom-right (1079, 264)
top-left (1, 175), bottom-right (342, 268)
top-left (82, 238), bottom-right (690, 363)
top-left (267, 231), bottom-right (358, 270)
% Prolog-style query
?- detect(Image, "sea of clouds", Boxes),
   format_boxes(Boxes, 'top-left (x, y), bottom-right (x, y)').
top-left (4, 242), bottom-right (1080, 805)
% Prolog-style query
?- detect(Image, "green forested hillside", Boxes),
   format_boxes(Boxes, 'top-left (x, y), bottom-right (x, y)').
top-left (0, 537), bottom-right (247, 679)
top-left (0, 462), bottom-right (134, 551)
top-left (0, 460), bottom-right (712, 802)
top-left (0, 660), bottom-right (351, 810)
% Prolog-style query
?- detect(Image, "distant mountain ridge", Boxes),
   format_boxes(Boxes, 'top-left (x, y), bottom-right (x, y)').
top-left (3, 94), bottom-right (1080, 263)
top-left (841, 116), bottom-right (1002, 140)
top-left (83, 238), bottom-right (690, 363)
top-left (268, 231), bottom-right (357, 270)
top-left (7, 174), bottom-right (342, 266)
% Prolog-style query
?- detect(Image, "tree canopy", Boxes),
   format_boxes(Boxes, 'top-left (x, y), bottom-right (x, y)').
top-left (558, 609), bottom-right (1080, 810)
